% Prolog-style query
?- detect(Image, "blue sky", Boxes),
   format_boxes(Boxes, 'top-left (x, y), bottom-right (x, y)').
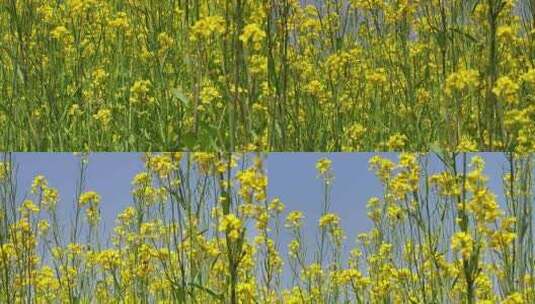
top-left (265, 152), bottom-right (507, 267)
top-left (11, 152), bottom-right (509, 275)
top-left (13, 153), bottom-right (145, 237)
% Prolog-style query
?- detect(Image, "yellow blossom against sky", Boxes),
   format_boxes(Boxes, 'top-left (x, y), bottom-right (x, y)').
top-left (1, 152), bottom-right (534, 303)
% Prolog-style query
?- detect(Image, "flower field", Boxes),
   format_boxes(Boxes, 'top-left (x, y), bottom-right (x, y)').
top-left (0, 152), bottom-right (534, 303)
top-left (2, 0), bottom-right (534, 302)
top-left (1, 1), bottom-right (535, 151)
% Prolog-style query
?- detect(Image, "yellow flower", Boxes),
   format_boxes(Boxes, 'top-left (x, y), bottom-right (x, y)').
top-left (132, 172), bottom-right (151, 186)
top-left (369, 155), bottom-right (395, 183)
top-left (236, 281), bottom-right (256, 301)
top-left (430, 171), bottom-right (460, 196)
top-left (157, 32), bottom-right (174, 52)
top-left (97, 249), bottom-right (121, 271)
top-left (451, 231), bottom-right (473, 259)
top-left (42, 187), bottom-right (59, 209)
top-left (490, 230), bottom-right (516, 249)
top-left (79, 191), bottom-right (101, 207)
top-left (285, 211), bottom-right (304, 229)
top-left (93, 108), bottom-right (112, 127)
top-left (350, 0), bottom-right (384, 10)
top-left (490, 216), bottom-right (517, 249)
top-left (303, 263), bottom-right (323, 279)
top-left (129, 80), bottom-right (153, 104)
top-left (304, 79), bottom-right (325, 97)
top-left (32, 175), bottom-right (48, 193)
top-left (86, 206), bottom-right (100, 225)
top-left (288, 239), bottom-right (300, 258)
top-left (497, 25), bottom-right (515, 41)
top-left (467, 189), bottom-right (501, 224)
top-left (492, 76), bottom-right (519, 104)
top-left (92, 68), bottom-right (108, 85)
top-left (316, 158), bottom-right (332, 175)
top-left (38, 220), bottom-right (50, 234)
top-left (219, 214), bottom-right (242, 240)
top-left (502, 292), bottom-right (524, 304)
top-left (199, 84), bottom-right (222, 110)
top-left (117, 207), bottom-right (136, 225)
top-left (387, 205), bottom-right (403, 221)
top-left (68, 104), bottom-right (82, 117)
top-left (0, 162), bottom-right (10, 181)
top-left (21, 200), bottom-right (40, 214)
top-left (365, 68), bottom-right (387, 85)
top-left (35, 266), bottom-right (60, 293)
top-left (50, 26), bottom-right (69, 40)
top-left (239, 23), bottom-right (266, 50)
top-left (190, 16), bottom-right (225, 41)
top-left (386, 133), bottom-right (408, 150)
top-left (334, 268), bottom-right (363, 286)
top-left (236, 166), bottom-right (268, 202)
top-left (342, 123), bottom-right (367, 151)
top-left (147, 154), bottom-right (176, 178)
top-left (521, 69), bottom-right (535, 85)
top-left (319, 213), bottom-right (340, 229)
top-left (249, 55), bottom-right (267, 75)
top-left (268, 197), bottom-right (285, 214)
top-left (445, 68), bottom-right (479, 96)
top-left (457, 136), bottom-right (478, 151)
top-left (108, 12), bottom-right (129, 29)
top-left (37, 4), bottom-right (54, 23)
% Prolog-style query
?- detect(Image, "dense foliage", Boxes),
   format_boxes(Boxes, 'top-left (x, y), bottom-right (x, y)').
top-left (1, 1), bottom-right (535, 150)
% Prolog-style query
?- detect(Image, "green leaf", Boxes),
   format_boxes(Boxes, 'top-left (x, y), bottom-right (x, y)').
top-left (171, 87), bottom-right (189, 105)
top-left (16, 66), bottom-right (24, 84)
top-left (188, 282), bottom-right (224, 300)
top-left (429, 141), bottom-right (443, 155)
